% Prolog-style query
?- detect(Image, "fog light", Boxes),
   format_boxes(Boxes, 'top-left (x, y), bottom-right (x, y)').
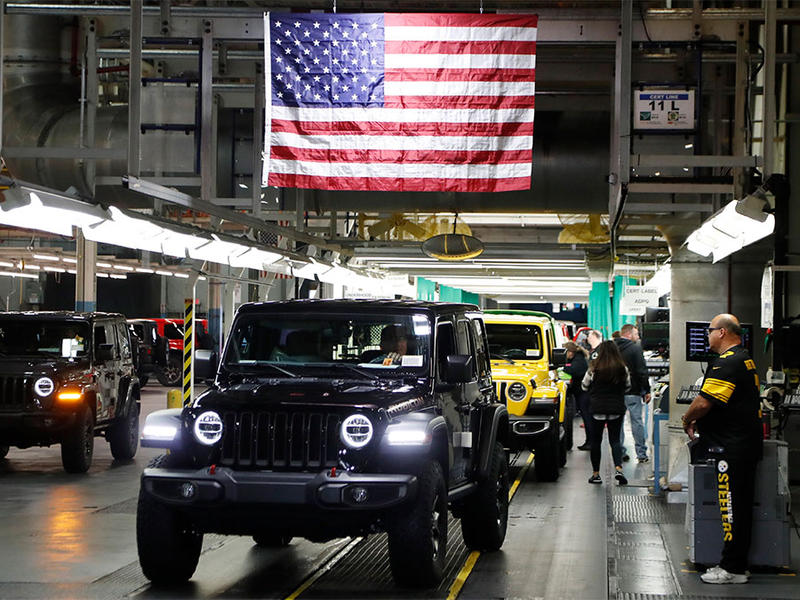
top-left (180, 482), bottom-right (197, 499)
top-left (350, 486), bottom-right (369, 503)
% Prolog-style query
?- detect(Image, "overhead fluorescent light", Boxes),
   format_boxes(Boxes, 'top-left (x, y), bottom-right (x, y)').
top-left (135, 267), bottom-right (155, 273)
top-left (113, 265), bottom-right (135, 271)
top-left (685, 195), bottom-right (774, 262)
top-left (33, 253), bottom-right (60, 261)
top-left (0, 270), bottom-right (38, 279)
top-left (62, 257), bottom-right (77, 264)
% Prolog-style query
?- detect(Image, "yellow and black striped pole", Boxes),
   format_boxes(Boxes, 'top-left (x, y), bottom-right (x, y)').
top-left (183, 297), bottom-right (194, 406)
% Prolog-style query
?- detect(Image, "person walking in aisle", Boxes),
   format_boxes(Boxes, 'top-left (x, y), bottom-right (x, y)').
top-left (581, 340), bottom-right (631, 485)
top-left (564, 342), bottom-right (591, 450)
top-left (615, 323), bottom-right (652, 463)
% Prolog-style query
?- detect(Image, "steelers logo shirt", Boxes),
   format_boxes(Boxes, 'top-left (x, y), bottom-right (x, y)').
top-left (696, 344), bottom-right (762, 459)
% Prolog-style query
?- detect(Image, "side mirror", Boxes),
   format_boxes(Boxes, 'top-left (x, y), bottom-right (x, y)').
top-left (194, 349), bottom-right (218, 381)
top-left (96, 343), bottom-right (115, 363)
top-left (550, 347), bottom-right (567, 369)
top-left (444, 354), bottom-right (473, 384)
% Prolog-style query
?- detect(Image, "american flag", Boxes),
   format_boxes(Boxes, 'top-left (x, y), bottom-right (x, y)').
top-left (263, 12), bottom-right (537, 192)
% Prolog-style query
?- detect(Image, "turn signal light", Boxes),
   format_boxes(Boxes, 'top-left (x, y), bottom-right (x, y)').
top-left (57, 391), bottom-right (83, 403)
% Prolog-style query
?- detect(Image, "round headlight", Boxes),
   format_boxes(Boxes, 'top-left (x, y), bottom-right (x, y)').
top-left (507, 382), bottom-right (527, 401)
top-left (193, 411), bottom-right (224, 445)
top-left (34, 377), bottom-right (55, 397)
top-left (340, 414), bottom-right (373, 449)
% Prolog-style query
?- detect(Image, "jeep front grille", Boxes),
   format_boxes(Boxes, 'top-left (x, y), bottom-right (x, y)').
top-left (495, 381), bottom-right (507, 402)
top-left (0, 376), bottom-right (26, 410)
top-left (219, 410), bottom-right (342, 470)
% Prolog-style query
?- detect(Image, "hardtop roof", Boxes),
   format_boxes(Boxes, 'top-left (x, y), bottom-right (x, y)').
top-left (236, 298), bottom-right (480, 316)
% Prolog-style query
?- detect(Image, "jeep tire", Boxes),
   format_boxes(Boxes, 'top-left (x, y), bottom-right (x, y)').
top-left (137, 455), bottom-right (203, 584)
top-left (157, 355), bottom-right (182, 387)
top-left (0, 445), bottom-right (8, 459)
top-left (460, 442), bottom-right (509, 551)
top-left (109, 404), bottom-right (139, 461)
top-left (252, 534), bottom-right (292, 547)
top-left (534, 420), bottom-right (560, 482)
top-left (61, 404), bottom-right (94, 473)
top-left (388, 460), bottom-right (448, 587)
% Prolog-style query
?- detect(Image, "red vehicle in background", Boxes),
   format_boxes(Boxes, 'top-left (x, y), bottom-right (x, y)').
top-left (573, 326), bottom-right (591, 350)
top-left (141, 318), bottom-right (210, 387)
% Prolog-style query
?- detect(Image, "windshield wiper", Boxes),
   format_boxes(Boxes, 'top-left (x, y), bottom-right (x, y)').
top-left (490, 353), bottom-right (516, 364)
top-left (320, 363), bottom-right (378, 380)
top-left (229, 362), bottom-right (298, 378)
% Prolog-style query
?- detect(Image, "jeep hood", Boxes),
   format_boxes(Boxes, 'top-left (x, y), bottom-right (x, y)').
top-left (195, 379), bottom-right (428, 411)
top-left (0, 358), bottom-right (90, 379)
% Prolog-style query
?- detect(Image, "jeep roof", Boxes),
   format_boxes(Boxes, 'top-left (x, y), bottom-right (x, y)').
top-left (236, 298), bottom-right (480, 315)
top-left (0, 311), bottom-right (124, 321)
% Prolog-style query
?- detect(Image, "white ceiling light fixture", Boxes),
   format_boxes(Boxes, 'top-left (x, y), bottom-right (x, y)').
top-left (0, 187), bottom-right (107, 237)
top-left (685, 194), bottom-right (774, 263)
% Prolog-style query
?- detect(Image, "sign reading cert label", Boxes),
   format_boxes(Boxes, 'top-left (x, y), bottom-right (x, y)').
top-left (620, 286), bottom-right (660, 316)
top-left (633, 89), bottom-right (695, 130)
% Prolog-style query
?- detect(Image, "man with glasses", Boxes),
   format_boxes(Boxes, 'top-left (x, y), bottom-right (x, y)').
top-left (681, 314), bottom-right (762, 585)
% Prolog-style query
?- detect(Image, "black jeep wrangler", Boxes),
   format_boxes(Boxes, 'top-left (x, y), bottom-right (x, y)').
top-left (137, 300), bottom-right (509, 587)
top-left (0, 312), bottom-right (141, 472)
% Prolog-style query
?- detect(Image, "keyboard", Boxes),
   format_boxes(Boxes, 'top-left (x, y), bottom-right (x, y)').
top-left (676, 385), bottom-right (702, 404)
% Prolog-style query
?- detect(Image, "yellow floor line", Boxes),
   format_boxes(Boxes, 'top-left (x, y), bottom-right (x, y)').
top-left (447, 451), bottom-right (535, 600)
top-left (284, 537), bottom-right (363, 600)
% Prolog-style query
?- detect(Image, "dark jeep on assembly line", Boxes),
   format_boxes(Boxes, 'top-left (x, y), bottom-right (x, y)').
top-left (137, 299), bottom-right (509, 588)
top-left (0, 311), bottom-right (141, 472)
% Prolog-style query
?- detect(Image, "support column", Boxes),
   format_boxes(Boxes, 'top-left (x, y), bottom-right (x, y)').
top-left (207, 263), bottom-right (223, 356)
top-left (75, 230), bottom-right (96, 312)
top-left (127, 0), bottom-right (142, 177)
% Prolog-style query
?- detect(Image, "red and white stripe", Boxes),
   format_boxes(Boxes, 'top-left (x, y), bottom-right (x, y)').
top-left (265, 13), bottom-right (537, 193)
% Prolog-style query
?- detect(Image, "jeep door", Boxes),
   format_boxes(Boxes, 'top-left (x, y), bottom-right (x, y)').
top-left (93, 320), bottom-right (120, 421)
top-left (435, 318), bottom-right (469, 484)
top-left (115, 319), bottom-right (135, 414)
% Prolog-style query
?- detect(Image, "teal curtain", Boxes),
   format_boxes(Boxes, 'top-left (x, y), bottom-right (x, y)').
top-left (462, 291), bottom-right (480, 306)
top-left (588, 281), bottom-right (613, 340)
top-left (612, 275), bottom-right (637, 333)
top-left (417, 277), bottom-right (436, 301)
top-left (439, 284), bottom-right (462, 303)
top-left (416, 278), bottom-right (480, 304)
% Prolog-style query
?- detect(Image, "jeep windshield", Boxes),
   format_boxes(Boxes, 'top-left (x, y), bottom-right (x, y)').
top-left (486, 323), bottom-right (543, 360)
top-left (0, 319), bottom-right (91, 358)
top-left (223, 313), bottom-right (432, 376)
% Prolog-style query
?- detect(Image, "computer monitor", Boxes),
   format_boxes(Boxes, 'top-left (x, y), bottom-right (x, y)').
top-left (641, 322), bottom-right (669, 352)
top-left (685, 321), bottom-right (753, 362)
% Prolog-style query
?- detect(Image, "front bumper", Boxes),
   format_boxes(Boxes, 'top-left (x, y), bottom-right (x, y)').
top-left (0, 411), bottom-right (78, 444)
top-left (142, 466), bottom-right (418, 511)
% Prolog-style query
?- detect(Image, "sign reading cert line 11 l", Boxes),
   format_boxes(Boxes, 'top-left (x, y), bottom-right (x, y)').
top-left (633, 89), bottom-right (695, 130)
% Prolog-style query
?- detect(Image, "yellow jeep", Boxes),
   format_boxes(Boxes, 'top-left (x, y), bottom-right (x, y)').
top-left (484, 310), bottom-right (570, 481)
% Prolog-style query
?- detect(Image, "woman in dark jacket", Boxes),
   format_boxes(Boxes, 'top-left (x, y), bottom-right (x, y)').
top-left (564, 342), bottom-right (591, 450)
top-left (581, 340), bottom-right (631, 485)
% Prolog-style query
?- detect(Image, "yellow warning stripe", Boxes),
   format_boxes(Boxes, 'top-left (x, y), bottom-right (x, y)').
top-left (447, 451), bottom-right (534, 600)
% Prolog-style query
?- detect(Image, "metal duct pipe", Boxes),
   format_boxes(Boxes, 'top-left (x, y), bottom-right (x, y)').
top-left (3, 14), bottom-right (129, 200)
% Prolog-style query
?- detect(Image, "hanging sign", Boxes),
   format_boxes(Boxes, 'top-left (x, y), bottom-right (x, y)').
top-left (633, 89), bottom-right (694, 130)
top-left (620, 286), bottom-right (660, 316)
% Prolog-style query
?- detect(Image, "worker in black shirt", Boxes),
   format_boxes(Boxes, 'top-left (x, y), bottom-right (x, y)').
top-left (681, 313), bottom-right (762, 585)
